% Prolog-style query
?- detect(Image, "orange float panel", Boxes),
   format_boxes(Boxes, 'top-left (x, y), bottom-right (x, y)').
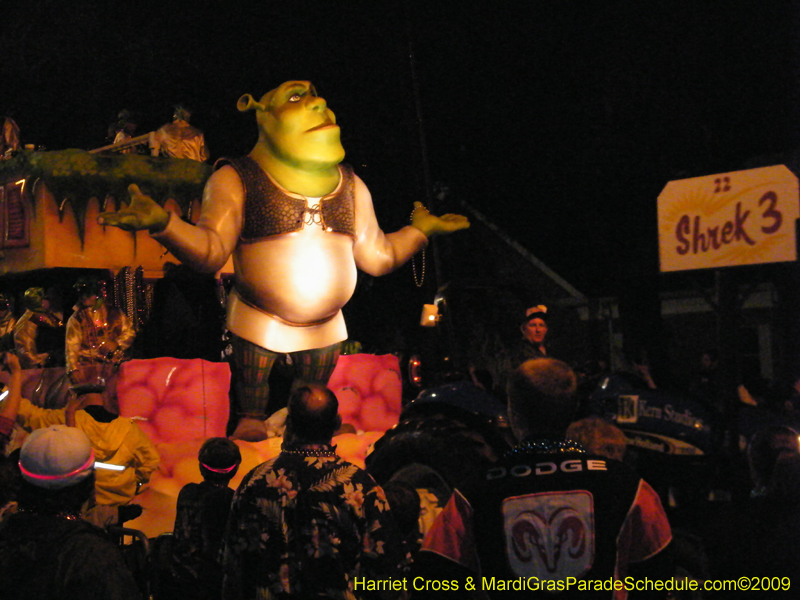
top-left (0, 171), bottom-right (233, 278)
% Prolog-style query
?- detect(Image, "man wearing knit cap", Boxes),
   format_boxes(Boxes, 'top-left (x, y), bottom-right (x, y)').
top-left (518, 304), bottom-right (550, 363)
top-left (0, 425), bottom-right (141, 599)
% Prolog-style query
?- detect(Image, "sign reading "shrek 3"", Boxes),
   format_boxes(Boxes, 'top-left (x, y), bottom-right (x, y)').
top-left (658, 165), bottom-right (799, 272)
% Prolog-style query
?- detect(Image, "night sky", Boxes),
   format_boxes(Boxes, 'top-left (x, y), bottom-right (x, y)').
top-left (3, 1), bottom-right (799, 298)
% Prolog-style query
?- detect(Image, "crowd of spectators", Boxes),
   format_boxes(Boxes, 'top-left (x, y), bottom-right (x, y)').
top-left (0, 293), bottom-right (798, 598)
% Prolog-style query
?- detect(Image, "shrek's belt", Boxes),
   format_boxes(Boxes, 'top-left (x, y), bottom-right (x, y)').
top-left (226, 289), bottom-right (348, 353)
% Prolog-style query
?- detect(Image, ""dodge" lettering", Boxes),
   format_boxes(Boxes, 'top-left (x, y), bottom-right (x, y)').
top-left (486, 459), bottom-right (607, 480)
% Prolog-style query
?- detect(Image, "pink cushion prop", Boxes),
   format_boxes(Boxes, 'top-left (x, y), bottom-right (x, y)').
top-left (327, 353), bottom-right (403, 433)
top-left (117, 358), bottom-right (231, 445)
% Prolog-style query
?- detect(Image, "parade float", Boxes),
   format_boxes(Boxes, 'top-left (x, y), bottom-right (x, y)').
top-left (0, 148), bottom-right (409, 537)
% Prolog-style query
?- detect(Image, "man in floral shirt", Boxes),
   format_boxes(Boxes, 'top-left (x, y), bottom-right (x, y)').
top-left (221, 385), bottom-right (403, 600)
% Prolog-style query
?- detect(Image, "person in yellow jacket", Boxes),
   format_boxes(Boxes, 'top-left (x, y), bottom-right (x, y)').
top-left (11, 390), bottom-right (159, 508)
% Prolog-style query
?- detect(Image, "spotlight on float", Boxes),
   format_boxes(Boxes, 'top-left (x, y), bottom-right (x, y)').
top-left (420, 303), bottom-right (440, 327)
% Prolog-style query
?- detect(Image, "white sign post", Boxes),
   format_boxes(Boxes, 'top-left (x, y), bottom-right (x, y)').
top-left (658, 165), bottom-right (799, 272)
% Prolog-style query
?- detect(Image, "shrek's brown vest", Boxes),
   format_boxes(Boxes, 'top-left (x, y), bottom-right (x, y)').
top-left (215, 156), bottom-right (356, 242)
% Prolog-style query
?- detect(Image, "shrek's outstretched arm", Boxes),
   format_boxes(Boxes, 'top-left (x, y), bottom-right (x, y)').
top-left (110, 173), bottom-right (463, 277)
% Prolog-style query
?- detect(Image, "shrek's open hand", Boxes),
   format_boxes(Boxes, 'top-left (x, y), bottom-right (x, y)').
top-left (97, 184), bottom-right (170, 233)
top-left (410, 202), bottom-right (470, 238)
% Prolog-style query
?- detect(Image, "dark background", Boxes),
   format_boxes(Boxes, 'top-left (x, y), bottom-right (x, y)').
top-left (3, 1), bottom-right (799, 358)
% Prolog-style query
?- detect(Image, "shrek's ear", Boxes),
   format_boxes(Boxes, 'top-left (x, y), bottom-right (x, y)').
top-left (237, 94), bottom-right (266, 113)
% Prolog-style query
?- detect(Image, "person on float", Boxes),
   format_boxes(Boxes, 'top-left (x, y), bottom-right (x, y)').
top-left (150, 104), bottom-right (209, 162)
top-left (0, 352), bottom-right (22, 456)
top-left (0, 294), bottom-right (16, 353)
top-left (111, 109), bottom-right (139, 154)
top-left (0, 113), bottom-right (20, 158)
top-left (66, 276), bottom-right (135, 414)
top-left (13, 287), bottom-right (65, 369)
top-left (98, 80), bottom-right (470, 440)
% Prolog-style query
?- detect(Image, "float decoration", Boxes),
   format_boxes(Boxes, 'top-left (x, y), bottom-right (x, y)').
top-left (0, 150), bottom-right (211, 245)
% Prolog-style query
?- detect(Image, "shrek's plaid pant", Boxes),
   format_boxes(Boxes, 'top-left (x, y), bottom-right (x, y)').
top-left (231, 334), bottom-right (342, 418)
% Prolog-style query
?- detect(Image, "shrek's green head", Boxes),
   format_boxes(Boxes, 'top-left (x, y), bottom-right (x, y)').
top-left (237, 81), bottom-right (344, 171)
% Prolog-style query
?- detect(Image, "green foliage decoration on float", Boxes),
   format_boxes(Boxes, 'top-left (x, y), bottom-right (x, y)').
top-left (0, 149), bottom-right (211, 243)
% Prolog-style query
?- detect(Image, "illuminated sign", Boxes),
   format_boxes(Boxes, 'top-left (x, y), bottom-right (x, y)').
top-left (657, 165), bottom-right (799, 272)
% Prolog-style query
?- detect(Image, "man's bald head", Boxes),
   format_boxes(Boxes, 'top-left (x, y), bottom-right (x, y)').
top-left (286, 385), bottom-right (341, 444)
top-left (507, 358), bottom-right (578, 441)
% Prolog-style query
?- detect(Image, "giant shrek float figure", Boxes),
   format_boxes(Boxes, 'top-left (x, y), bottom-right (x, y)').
top-left (99, 81), bottom-right (469, 440)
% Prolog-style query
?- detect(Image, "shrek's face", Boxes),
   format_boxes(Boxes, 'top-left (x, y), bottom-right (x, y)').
top-left (258, 81), bottom-right (345, 170)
